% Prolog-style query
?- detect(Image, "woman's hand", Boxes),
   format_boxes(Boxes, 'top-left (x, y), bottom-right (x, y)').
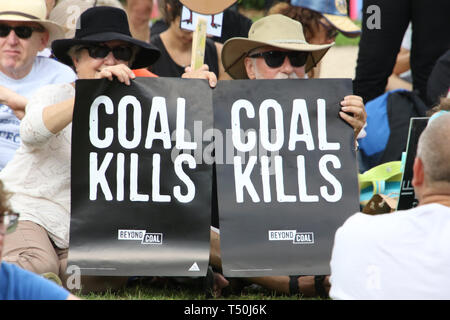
top-left (339, 95), bottom-right (367, 138)
top-left (182, 64), bottom-right (217, 88)
top-left (95, 64), bottom-right (136, 86)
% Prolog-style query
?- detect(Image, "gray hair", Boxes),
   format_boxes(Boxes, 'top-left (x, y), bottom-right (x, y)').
top-left (416, 113), bottom-right (450, 185)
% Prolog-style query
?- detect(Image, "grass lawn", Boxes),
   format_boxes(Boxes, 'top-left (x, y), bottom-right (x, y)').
top-left (77, 277), bottom-right (320, 300)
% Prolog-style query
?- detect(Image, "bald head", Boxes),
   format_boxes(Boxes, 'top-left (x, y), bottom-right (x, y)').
top-left (416, 113), bottom-right (450, 186)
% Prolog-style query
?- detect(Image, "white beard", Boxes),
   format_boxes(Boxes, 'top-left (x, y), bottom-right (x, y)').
top-left (273, 72), bottom-right (299, 79)
top-left (252, 59), bottom-right (300, 79)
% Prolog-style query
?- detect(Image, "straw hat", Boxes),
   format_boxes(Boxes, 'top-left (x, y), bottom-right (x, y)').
top-left (290, 0), bottom-right (361, 37)
top-left (180, 0), bottom-right (237, 15)
top-left (222, 14), bottom-right (333, 79)
top-left (0, 0), bottom-right (66, 43)
top-left (51, 6), bottom-right (160, 69)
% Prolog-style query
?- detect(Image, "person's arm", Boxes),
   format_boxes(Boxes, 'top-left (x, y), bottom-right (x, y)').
top-left (43, 65), bottom-right (136, 135)
top-left (0, 85), bottom-right (28, 120)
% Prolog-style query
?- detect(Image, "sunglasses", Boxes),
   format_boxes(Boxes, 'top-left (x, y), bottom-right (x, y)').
top-left (248, 50), bottom-right (309, 68)
top-left (0, 211), bottom-right (19, 234)
top-left (0, 24), bottom-right (45, 39)
top-left (80, 45), bottom-right (134, 61)
top-left (318, 19), bottom-right (339, 40)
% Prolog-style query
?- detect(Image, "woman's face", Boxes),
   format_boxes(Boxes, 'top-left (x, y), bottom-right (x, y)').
top-left (307, 17), bottom-right (338, 45)
top-left (72, 40), bottom-right (133, 79)
top-left (171, 16), bottom-right (193, 45)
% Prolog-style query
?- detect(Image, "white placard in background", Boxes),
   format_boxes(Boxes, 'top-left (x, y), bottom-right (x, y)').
top-left (180, 6), bottom-right (223, 37)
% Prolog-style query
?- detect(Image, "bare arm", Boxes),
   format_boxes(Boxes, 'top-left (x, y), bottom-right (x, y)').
top-left (0, 85), bottom-right (28, 119)
top-left (42, 65), bottom-right (135, 134)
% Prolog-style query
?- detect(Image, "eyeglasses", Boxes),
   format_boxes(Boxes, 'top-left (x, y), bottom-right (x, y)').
top-left (0, 24), bottom-right (45, 39)
top-left (318, 19), bottom-right (339, 40)
top-left (0, 212), bottom-right (19, 234)
top-left (80, 45), bottom-right (134, 61)
top-left (248, 50), bottom-right (309, 68)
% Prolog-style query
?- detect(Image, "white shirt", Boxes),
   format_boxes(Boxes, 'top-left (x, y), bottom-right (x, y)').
top-left (329, 203), bottom-right (450, 300)
top-left (0, 56), bottom-right (76, 170)
top-left (0, 83), bottom-right (75, 248)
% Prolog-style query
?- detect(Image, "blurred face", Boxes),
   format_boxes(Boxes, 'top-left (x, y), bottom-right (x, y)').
top-left (0, 21), bottom-right (49, 79)
top-left (171, 16), bottom-right (193, 45)
top-left (308, 17), bottom-right (338, 45)
top-left (244, 46), bottom-right (307, 80)
top-left (72, 40), bottom-right (133, 79)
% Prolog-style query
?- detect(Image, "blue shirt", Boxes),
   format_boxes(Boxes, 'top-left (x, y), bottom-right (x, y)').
top-left (0, 262), bottom-right (70, 300)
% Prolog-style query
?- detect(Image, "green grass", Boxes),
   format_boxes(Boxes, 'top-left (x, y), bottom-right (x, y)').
top-left (334, 32), bottom-right (360, 47)
top-left (77, 279), bottom-right (315, 300)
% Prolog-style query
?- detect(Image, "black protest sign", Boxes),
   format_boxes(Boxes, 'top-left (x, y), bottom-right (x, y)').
top-left (213, 79), bottom-right (360, 277)
top-left (70, 78), bottom-right (213, 276)
top-left (396, 117), bottom-right (429, 211)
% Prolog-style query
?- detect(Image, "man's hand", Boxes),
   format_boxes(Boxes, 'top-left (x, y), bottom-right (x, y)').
top-left (339, 95), bottom-right (367, 138)
top-left (182, 64), bottom-right (217, 88)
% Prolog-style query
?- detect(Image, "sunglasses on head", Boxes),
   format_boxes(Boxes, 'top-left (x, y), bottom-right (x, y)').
top-left (0, 24), bottom-right (45, 39)
top-left (80, 45), bottom-right (134, 61)
top-left (248, 50), bottom-right (309, 68)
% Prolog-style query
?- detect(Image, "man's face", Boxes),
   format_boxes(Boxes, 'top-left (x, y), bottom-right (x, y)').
top-left (244, 46), bottom-right (307, 80)
top-left (0, 21), bottom-right (49, 79)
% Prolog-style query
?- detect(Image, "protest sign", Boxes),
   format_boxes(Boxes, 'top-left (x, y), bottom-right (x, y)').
top-left (397, 117), bottom-right (429, 211)
top-left (69, 78), bottom-right (213, 276)
top-left (213, 79), bottom-right (360, 277)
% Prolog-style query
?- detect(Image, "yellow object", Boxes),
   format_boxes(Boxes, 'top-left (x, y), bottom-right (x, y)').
top-left (190, 17), bottom-right (207, 71)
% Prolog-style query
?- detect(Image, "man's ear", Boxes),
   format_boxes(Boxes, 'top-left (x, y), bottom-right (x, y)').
top-left (412, 157), bottom-right (425, 188)
top-left (38, 30), bottom-right (50, 51)
top-left (244, 57), bottom-right (256, 80)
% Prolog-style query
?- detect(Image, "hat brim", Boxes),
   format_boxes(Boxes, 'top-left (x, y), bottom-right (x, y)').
top-left (180, 0), bottom-right (237, 14)
top-left (323, 14), bottom-right (361, 37)
top-left (0, 16), bottom-right (66, 44)
top-left (52, 32), bottom-right (160, 70)
top-left (222, 38), bottom-right (333, 79)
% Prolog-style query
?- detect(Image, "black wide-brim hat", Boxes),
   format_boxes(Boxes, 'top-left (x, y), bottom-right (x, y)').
top-left (52, 6), bottom-right (160, 69)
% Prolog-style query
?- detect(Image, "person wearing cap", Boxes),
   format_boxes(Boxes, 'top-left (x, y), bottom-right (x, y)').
top-left (267, 0), bottom-right (360, 78)
top-left (0, 0), bottom-right (77, 171)
top-left (0, 180), bottom-right (79, 300)
top-left (0, 5), bottom-right (216, 293)
top-left (210, 14), bottom-right (366, 298)
top-left (329, 111), bottom-right (450, 299)
top-left (269, 0), bottom-right (360, 45)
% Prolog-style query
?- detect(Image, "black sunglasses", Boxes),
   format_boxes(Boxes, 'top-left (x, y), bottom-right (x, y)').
top-left (0, 24), bottom-right (45, 39)
top-left (248, 50), bottom-right (309, 68)
top-left (80, 45), bottom-right (134, 61)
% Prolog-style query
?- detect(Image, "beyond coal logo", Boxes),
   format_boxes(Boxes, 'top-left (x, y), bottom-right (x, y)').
top-left (118, 229), bottom-right (163, 245)
top-left (268, 230), bottom-right (314, 244)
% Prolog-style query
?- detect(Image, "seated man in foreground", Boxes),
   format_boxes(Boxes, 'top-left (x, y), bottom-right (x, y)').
top-left (329, 112), bottom-right (450, 299)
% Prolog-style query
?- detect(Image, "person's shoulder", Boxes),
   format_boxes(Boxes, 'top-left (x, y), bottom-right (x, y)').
top-left (34, 56), bottom-right (76, 77)
top-left (0, 262), bottom-right (70, 300)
